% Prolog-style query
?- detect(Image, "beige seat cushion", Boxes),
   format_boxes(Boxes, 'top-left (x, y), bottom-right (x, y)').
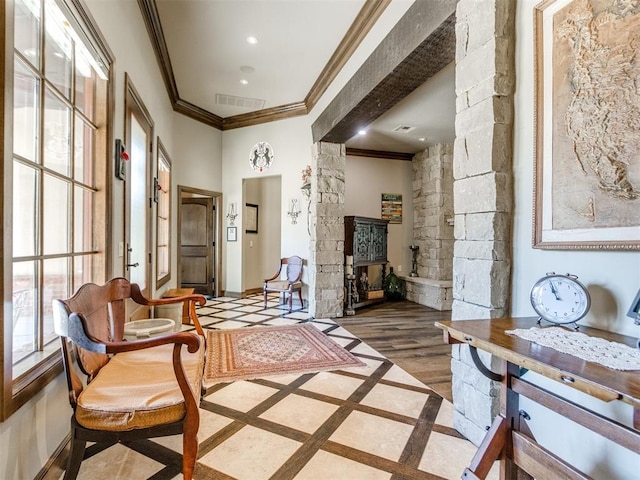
top-left (266, 281), bottom-right (301, 290)
top-left (76, 336), bottom-right (205, 431)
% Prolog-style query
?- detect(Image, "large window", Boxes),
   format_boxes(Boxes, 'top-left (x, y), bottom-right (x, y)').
top-left (5, 0), bottom-right (111, 417)
top-left (156, 138), bottom-right (171, 288)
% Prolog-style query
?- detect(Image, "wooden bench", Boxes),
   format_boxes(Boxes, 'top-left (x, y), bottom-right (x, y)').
top-left (53, 278), bottom-right (207, 480)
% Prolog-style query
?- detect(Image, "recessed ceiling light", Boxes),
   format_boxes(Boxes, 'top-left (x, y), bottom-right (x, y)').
top-left (358, 130), bottom-right (367, 135)
top-left (246, 36), bottom-right (258, 45)
top-left (418, 137), bottom-right (427, 142)
top-left (240, 79), bottom-right (248, 85)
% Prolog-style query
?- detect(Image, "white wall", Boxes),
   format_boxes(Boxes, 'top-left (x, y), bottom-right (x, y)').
top-left (511, 2), bottom-right (640, 478)
top-left (345, 154), bottom-right (414, 279)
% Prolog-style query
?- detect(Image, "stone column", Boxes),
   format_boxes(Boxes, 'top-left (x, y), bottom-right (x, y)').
top-left (451, 0), bottom-right (515, 446)
top-left (309, 142), bottom-right (345, 319)
top-left (412, 143), bottom-right (454, 281)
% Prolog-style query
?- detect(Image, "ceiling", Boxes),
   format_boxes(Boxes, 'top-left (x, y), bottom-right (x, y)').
top-left (148, 0), bottom-right (455, 155)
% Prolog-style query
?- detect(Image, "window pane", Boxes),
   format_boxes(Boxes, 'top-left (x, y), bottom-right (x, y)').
top-left (15, 0), bottom-right (41, 67)
top-left (43, 174), bottom-right (70, 255)
top-left (43, 88), bottom-right (71, 175)
top-left (130, 116), bottom-right (147, 289)
top-left (44, 0), bottom-right (72, 98)
top-left (73, 255), bottom-right (93, 293)
top-left (14, 59), bottom-right (40, 162)
top-left (75, 50), bottom-right (96, 120)
top-left (157, 154), bottom-right (170, 283)
top-left (12, 261), bottom-right (37, 364)
top-left (13, 162), bottom-right (38, 258)
top-left (43, 257), bottom-right (68, 345)
top-left (74, 115), bottom-right (94, 185)
top-left (74, 186), bottom-right (93, 252)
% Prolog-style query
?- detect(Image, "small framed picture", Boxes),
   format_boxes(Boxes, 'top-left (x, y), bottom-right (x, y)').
top-left (227, 226), bottom-right (237, 242)
top-left (245, 203), bottom-right (258, 234)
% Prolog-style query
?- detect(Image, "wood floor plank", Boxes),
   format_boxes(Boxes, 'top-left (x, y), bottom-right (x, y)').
top-left (337, 300), bottom-right (453, 401)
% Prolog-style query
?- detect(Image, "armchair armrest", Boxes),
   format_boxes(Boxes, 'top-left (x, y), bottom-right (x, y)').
top-left (264, 269), bottom-right (282, 283)
top-left (130, 284), bottom-right (207, 335)
top-left (68, 313), bottom-right (201, 355)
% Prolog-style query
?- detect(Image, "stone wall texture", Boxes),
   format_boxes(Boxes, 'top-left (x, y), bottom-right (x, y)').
top-left (451, 0), bottom-right (516, 446)
top-left (309, 142), bottom-right (345, 319)
top-left (412, 143), bottom-right (454, 282)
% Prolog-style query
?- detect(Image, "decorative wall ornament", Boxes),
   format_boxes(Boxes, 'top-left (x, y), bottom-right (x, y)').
top-left (287, 198), bottom-right (301, 224)
top-left (533, 0), bottom-right (640, 250)
top-left (226, 202), bottom-right (238, 225)
top-left (249, 141), bottom-right (274, 172)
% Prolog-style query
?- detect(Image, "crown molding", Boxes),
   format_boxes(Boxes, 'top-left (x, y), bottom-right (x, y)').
top-left (138, 0), bottom-right (388, 130)
top-left (304, 0), bottom-right (391, 111)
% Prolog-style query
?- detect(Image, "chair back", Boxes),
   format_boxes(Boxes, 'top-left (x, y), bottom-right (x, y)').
top-left (52, 278), bottom-right (135, 401)
top-left (284, 256), bottom-right (303, 283)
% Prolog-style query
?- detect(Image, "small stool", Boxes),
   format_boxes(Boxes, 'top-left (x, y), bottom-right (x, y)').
top-left (123, 318), bottom-right (175, 340)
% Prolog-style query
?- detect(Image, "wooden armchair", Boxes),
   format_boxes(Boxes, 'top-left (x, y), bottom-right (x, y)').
top-left (263, 256), bottom-right (304, 312)
top-left (52, 278), bottom-right (207, 480)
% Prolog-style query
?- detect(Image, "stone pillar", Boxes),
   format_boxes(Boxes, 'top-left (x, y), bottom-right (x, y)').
top-left (451, 0), bottom-right (515, 446)
top-left (412, 143), bottom-right (454, 281)
top-left (309, 142), bottom-right (345, 319)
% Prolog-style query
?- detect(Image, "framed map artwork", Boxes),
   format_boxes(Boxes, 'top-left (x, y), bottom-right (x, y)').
top-left (533, 0), bottom-right (640, 249)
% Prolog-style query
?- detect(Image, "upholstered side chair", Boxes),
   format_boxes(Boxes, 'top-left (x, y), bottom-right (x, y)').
top-left (52, 278), bottom-right (206, 480)
top-left (263, 256), bottom-right (304, 312)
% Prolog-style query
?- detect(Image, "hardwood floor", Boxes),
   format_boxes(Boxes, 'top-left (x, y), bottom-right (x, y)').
top-left (337, 300), bottom-right (454, 402)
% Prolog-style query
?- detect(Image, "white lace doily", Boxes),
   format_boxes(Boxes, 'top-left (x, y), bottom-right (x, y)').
top-left (505, 327), bottom-right (640, 371)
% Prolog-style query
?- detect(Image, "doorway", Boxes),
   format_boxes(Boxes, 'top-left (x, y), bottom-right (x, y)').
top-left (243, 176), bottom-right (281, 294)
top-left (124, 76), bottom-right (153, 320)
top-left (178, 186), bottom-right (221, 297)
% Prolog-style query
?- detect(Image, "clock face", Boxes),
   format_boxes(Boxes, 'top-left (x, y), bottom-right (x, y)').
top-left (530, 274), bottom-right (591, 324)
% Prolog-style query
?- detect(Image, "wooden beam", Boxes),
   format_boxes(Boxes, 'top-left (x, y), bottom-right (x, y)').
top-left (345, 148), bottom-right (414, 161)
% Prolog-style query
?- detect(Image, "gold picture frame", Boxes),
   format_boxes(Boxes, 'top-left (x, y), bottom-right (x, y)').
top-left (533, 0), bottom-right (640, 250)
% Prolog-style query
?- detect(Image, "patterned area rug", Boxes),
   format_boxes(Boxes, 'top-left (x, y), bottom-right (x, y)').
top-left (204, 323), bottom-right (366, 386)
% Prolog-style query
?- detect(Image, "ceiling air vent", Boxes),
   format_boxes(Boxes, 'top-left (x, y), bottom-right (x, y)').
top-left (215, 94), bottom-right (265, 110)
top-left (392, 125), bottom-right (415, 133)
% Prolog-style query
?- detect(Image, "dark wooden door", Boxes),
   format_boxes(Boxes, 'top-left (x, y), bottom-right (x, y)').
top-left (180, 198), bottom-right (214, 296)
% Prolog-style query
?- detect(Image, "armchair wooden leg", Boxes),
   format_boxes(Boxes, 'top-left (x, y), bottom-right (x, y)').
top-left (182, 424), bottom-right (199, 480)
top-left (264, 289), bottom-right (268, 309)
top-left (288, 291), bottom-right (293, 312)
top-left (297, 290), bottom-right (303, 309)
top-left (64, 421), bottom-right (87, 480)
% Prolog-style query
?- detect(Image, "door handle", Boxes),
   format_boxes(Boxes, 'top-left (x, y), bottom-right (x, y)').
top-left (127, 262), bottom-right (139, 268)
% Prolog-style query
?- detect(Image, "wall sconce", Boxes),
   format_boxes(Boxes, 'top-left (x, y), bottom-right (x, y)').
top-left (227, 202), bottom-right (238, 225)
top-left (287, 198), bottom-right (301, 224)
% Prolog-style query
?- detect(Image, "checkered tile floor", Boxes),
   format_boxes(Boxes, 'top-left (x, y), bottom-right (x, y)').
top-left (64, 294), bottom-right (497, 480)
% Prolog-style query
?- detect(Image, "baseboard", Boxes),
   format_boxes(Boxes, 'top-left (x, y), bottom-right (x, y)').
top-left (36, 432), bottom-right (70, 480)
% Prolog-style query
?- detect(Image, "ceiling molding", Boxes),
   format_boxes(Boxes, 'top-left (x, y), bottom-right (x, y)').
top-left (346, 148), bottom-right (414, 161)
top-left (138, 0), bottom-right (388, 131)
top-left (222, 102), bottom-right (308, 131)
top-left (137, 0), bottom-right (179, 102)
top-left (174, 99), bottom-right (224, 130)
top-left (304, 0), bottom-right (392, 111)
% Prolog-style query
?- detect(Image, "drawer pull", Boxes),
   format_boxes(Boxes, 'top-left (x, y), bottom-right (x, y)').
top-left (464, 336), bottom-right (473, 342)
top-left (561, 375), bottom-right (575, 384)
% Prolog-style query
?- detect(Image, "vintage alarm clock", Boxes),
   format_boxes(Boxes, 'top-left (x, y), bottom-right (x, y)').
top-left (530, 272), bottom-right (590, 326)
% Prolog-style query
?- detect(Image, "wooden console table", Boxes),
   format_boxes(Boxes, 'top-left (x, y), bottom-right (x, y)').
top-left (435, 318), bottom-right (639, 480)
